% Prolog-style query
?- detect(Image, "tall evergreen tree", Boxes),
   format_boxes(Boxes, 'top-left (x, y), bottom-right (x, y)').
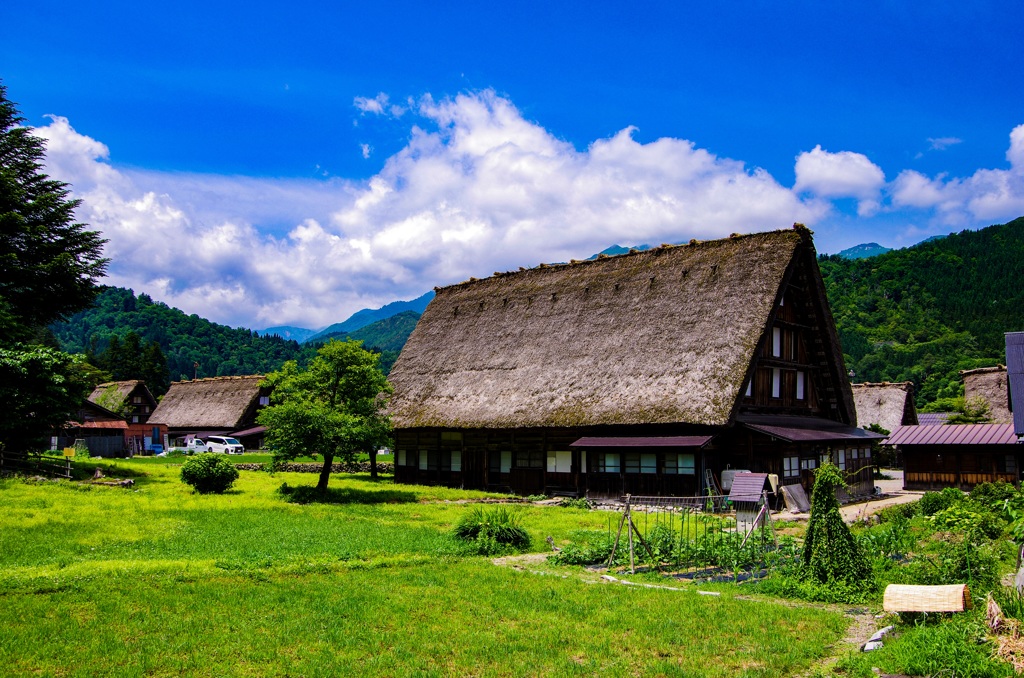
top-left (0, 80), bottom-right (108, 451)
top-left (0, 81), bottom-right (108, 341)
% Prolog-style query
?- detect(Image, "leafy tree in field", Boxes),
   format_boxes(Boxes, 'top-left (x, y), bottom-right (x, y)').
top-left (0, 346), bottom-right (91, 452)
top-left (258, 339), bottom-right (392, 490)
top-left (0, 81), bottom-right (107, 452)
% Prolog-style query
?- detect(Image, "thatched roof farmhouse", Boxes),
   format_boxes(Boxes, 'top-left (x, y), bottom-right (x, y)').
top-left (852, 382), bottom-right (918, 433)
top-left (961, 366), bottom-right (1012, 424)
top-left (149, 376), bottom-right (269, 446)
top-left (389, 226), bottom-right (881, 498)
top-left (88, 380), bottom-right (158, 425)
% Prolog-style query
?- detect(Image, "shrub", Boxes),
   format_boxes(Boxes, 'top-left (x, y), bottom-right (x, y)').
top-left (803, 463), bottom-right (872, 588)
top-left (970, 481), bottom-right (1019, 511)
top-left (559, 497), bottom-right (593, 510)
top-left (878, 501), bottom-right (920, 523)
top-left (919, 487), bottom-right (964, 516)
top-left (931, 503), bottom-right (1003, 540)
top-left (180, 454), bottom-right (239, 494)
top-left (452, 506), bottom-right (531, 555)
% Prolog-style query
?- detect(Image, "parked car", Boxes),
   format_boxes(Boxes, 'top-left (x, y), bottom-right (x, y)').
top-left (201, 436), bottom-right (245, 454)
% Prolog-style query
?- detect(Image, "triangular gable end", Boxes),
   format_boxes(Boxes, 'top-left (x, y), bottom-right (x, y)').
top-left (731, 232), bottom-right (855, 426)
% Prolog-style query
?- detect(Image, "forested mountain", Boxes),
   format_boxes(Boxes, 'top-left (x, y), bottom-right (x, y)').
top-left (835, 242), bottom-right (891, 259)
top-left (306, 292), bottom-right (433, 341)
top-left (51, 287), bottom-right (315, 387)
top-left (50, 287), bottom-right (415, 387)
top-left (819, 217), bottom-right (1024, 406)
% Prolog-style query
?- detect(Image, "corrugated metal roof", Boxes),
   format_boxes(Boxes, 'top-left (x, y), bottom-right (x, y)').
top-left (569, 436), bottom-right (714, 448)
top-left (738, 415), bottom-right (884, 443)
top-left (1008, 332), bottom-right (1024, 437)
top-left (728, 473), bottom-right (769, 503)
top-left (885, 423), bottom-right (1018, 446)
top-left (917, 412), bottom-right (952, 425)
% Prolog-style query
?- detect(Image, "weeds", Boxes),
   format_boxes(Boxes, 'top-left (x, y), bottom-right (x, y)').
top-left (451, 506), bottom-right (531, 555)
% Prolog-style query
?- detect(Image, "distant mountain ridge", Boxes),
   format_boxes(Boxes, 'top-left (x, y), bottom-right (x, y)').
top-left (261, 325), bottom-right (320, 343)
top-left (835, 242), bottom-right (891, 259)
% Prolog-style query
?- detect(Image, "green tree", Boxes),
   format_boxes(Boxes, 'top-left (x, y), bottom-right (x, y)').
top-left (0, 81), bottom-right (107, 343)
top-left (0, 81), bottom-right (107, 452)
top-left (945, 396), bottom-right (992, 425)
top-left (258, 339), bottom-right (392, 490)
top-left (0, 346), bottom-right (91, 451)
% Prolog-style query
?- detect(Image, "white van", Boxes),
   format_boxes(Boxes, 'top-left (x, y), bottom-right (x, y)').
top-left (199, 436), bottom-right (245, 454)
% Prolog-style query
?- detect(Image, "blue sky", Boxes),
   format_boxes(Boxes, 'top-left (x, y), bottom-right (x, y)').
top-left (3, 1), bottom-right (1023, 329)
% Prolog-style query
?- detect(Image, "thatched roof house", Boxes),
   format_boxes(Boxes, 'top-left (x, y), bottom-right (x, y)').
top-left (149, 376), bottom-right (268, 442)
top-left (389, 226), bottom-right (880, 498)
top-left (88, 380), bottom-right (158, 425)
top-left (961, 366), bottom-right (1012, 424)
top-left (851, 382), bottom-right (918, 433)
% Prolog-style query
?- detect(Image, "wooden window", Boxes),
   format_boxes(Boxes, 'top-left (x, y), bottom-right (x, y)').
top-left (596, 453), bottom-right (620, 473)
top-left (800, 458), bottom-right (818, 471)
top-left (450, 450), bottom-right (462, 472)
top-left (771, 368), bottom-right (781, 399)
top-left (796, 371), bottom-right (805, 400)
top-left (835, 448), bottom-right (846, 470)
top-left (441, 431), bottom-right (463, 443)
top-left (1004, 455), bottom-right (1018, 474)
top-left (489, 450), bottom-right (512, 474)
top-left (783, 456), bottom-right (799, 477)
top-left (623, 453), bottom-right (656, 474)
top-left (863, 447), bottom-right (871, 460)
top-left (515, 449), bottom-right (544, 469)
top-left (745, 379), bottom-right (752, 398)
top-left (579, 450), bottom-right (587, 474)
top-left (419, 450), bottom-right (438, 471)
top-left (664, 453), bottom-right (695, 475)
top-left (772, 327), bottom-right (782, 357)
top-left (546, 450), bottom-right (572, 473)
top-left (397, 449), bottom-right (407, 466)
top-left (133, 396), bottom-right (143, 404)
top-left (259, 396), bottom-right (270, 406)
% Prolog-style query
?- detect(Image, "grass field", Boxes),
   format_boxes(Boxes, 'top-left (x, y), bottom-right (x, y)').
top-left (0, 459), bottom-right (849, 676)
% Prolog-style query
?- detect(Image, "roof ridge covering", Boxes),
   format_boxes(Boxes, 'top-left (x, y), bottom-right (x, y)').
top-left (389, 228), bottom-right (808, 429)
top-left (150, 375), bottom-right (265, 429)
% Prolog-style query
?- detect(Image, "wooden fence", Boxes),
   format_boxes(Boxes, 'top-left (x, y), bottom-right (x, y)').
top-left (0, 450), bottom-right (73, 479)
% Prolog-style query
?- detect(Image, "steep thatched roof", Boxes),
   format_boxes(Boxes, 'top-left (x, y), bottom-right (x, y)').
top-left (87, 380), bottom-right (156, 409)
top-left (852, 382), bottom-right (918, 432)
top-left (961, 366), bottom-right (1011, 424)
top-left (149, 375), bottom-right (264, 429)
top-left (390, 226), bottom-right (841, 429)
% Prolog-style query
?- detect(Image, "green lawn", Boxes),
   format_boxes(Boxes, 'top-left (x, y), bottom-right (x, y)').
top-left (0, 460), bottom-right (848, 676)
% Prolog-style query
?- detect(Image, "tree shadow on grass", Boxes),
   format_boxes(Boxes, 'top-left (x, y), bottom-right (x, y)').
top-left (277, 483), bottom-right (418, 505)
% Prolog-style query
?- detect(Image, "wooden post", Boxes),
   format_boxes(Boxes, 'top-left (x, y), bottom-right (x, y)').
top-left (627, 498), bottom-right (635, 574)
top-left (607, 495), bottom-right (629, 569)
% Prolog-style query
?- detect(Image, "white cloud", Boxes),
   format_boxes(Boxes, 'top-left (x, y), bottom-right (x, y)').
top-left (890, 124), bottom-right (1024, 225)
top-left (353, 92), bottom-right (406, 118)
top-left (30, 90), bottom-right (861, 329)
top-left (793, 145), bottom-right (885, 216)
top-left (360, 143), bottom-right (372, 159)
top-left (928, 137), bottom-right (962, 151)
